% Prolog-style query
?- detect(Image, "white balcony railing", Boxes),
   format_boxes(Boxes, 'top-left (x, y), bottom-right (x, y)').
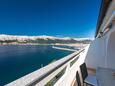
top-left (6, 45), bottom-right (90, 86)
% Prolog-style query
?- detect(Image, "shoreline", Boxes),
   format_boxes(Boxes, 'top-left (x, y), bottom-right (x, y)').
top-left (0, 43), bottom-right (88, 47)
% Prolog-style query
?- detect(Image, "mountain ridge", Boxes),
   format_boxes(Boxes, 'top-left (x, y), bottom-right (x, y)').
top-left (0, 34), bottom-right (92, 44)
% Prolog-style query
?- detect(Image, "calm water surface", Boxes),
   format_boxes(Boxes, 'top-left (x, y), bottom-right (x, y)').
top-left (0, 45), bottom-right (72, 85)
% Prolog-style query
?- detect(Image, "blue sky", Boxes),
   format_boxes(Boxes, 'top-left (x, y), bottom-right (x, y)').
top-left (0, 0), bottom-right (101, 38)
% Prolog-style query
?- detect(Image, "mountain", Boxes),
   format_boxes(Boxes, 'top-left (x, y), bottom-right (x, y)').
top-left (0, 34), bottom-right (92, 44)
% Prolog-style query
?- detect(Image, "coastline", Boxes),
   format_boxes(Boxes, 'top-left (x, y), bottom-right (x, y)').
top-left (0, 43), bottom-right (88, 47)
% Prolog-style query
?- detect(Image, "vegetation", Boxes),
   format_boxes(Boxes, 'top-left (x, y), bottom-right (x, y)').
top-left (49, 59), bottom-right (57, 64)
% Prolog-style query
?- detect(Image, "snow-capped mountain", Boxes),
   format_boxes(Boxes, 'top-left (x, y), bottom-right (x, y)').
top-left (0, 34), bottom-right (92, 44)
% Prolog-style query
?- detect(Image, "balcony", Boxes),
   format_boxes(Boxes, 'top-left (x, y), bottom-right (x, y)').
top-left (6, 45), bottom-right (89, 86)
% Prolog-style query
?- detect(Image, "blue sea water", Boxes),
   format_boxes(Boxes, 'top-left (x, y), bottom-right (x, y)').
top-left (0, 45), bottom-right (72, 86)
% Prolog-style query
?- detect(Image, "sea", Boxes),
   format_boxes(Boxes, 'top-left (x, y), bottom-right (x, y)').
top-left (0, 45), bottom-right (73, 85)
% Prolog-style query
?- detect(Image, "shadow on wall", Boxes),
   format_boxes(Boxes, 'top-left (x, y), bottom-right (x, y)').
top-left (107, 30), bottom-right (115, 69)
top-left (85, 37), bottom-right (106, 69)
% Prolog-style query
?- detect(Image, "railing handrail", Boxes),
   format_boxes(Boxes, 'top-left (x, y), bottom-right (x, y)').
top-left (6, 48), bottom-right (85, 86)
top-left (27, 49), bottom-right (84, 86)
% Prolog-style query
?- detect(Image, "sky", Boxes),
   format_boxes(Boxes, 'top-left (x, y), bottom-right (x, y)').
top-left (0, 0), bottom-right (101, 38)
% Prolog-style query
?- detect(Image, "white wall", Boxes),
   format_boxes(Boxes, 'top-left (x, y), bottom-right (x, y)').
top-left (85, 36), bottom-right (107, 69)
top-left (85, 24), bottom-right (115, 69)
top-left (106, 25), bottom-right (115, 69)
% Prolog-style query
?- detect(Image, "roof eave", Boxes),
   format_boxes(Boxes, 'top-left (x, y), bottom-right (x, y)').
top-left (95, 0), bottom-right (112, 38)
